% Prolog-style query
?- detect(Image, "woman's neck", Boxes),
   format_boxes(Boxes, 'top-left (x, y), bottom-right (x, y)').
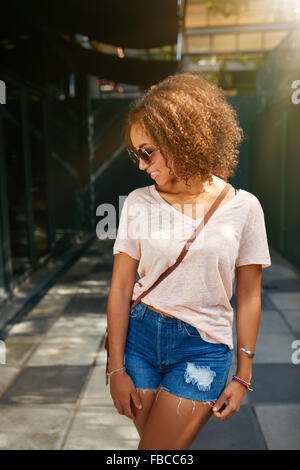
top-left (156, 175), bottom-right (219, 198)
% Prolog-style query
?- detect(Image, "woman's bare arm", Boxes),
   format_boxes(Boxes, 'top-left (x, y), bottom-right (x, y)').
top-left (106, 252), bottom-right (139, 371)
top-left (212, 264), bottom-right (262, 420)
top-left (234, 264), bottom-right (262, 383)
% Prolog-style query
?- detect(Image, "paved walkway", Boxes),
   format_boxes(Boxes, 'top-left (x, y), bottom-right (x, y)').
top-left (0, 237), bottom-right (299, 450)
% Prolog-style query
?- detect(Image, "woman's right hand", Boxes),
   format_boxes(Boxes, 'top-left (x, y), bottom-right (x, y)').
top-left (109, 369), bottom-right (142, 420)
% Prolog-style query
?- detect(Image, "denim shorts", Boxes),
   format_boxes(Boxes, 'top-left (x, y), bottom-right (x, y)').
top-left (124, 300), bottom-right (233, 403)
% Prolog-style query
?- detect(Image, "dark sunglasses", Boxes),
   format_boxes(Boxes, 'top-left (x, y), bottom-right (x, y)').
top-left (127, 146), bottom-right (158, 165)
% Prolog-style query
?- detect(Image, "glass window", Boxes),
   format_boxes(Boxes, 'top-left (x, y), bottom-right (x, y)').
top-left (183, 35), bottom-right (211, 54)
top-left (264, 31), bottom-right (288, 50)
top-left (185, 3), bottom-right (207, 28)
top-left (237, 0), bottom-right (266, 24)
top-left (213, 34), bottom-right (237, 53)
top-left (238, 32), bottom-right (263, 51)
top-left (28, 95), bottom-right (50, 259)
top-left (3, 86), bottom-right (31, 278)
top-left (0, 222), bottom-right (7, 299)
top-left (207, 12), bottom-right (238, 26)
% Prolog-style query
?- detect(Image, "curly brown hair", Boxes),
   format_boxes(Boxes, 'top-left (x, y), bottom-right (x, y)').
top-left (123, 72), bottom-right (244, 189)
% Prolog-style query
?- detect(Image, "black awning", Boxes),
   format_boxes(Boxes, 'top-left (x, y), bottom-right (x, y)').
top-left (0, 33), bottom-right (178, 87)
top-left (12, 0), bottom-right (178, 49)
top-left (54, 37), bottom-right (179, 87)
top-left (0, 37), bottom-right (70, 86)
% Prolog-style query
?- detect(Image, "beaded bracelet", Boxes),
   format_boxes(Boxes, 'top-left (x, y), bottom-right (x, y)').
top-left (106, 366), bottom-right (126, 385)
top-left (107, 366), bottom-right (125, 378)
top-left (233, 375), bottom-right (251, 385)
top-left (232, 375), bottom-right (254, 392)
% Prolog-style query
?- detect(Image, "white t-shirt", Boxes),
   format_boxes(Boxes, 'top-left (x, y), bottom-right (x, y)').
top-left (112, 183), bottom-right (271, 349)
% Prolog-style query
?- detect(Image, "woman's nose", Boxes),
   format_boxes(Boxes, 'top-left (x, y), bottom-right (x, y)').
top-left (138, 158), bottom-right (150, 171)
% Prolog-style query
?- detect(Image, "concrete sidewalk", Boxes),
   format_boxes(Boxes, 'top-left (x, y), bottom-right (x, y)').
top-left (0, 238), bottom-right (299, 450)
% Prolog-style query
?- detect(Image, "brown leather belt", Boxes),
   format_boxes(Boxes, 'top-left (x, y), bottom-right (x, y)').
top-left (140, 301), bottom-right (177, 319)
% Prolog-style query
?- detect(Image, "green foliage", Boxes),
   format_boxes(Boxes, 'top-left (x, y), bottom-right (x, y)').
top-left (202, 0), bottom-right (250, 16)
top-left (139, 46), bottom-right (173, 61)
top-left (153, 46), bottom-right (173, 61)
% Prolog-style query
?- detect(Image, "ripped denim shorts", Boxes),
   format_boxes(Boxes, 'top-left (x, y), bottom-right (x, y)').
top-left (124, 300), bottom-right (233, 405)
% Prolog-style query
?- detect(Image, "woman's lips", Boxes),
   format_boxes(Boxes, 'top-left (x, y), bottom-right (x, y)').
top-left (150, 171), bottom-right (159, 180)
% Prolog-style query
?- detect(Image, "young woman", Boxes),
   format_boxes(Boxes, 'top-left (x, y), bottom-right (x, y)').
top-left (106, 72), bottom-right (271, 450)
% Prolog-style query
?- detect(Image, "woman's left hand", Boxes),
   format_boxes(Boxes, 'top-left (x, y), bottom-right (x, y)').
top-left (212, 380), bottom-right (248, 421)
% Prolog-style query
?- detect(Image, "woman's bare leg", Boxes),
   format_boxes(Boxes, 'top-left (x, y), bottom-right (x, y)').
top-left (131, 388), bottom-right (157, 438)
top-left (137, 385), bottom-right (214, 450)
